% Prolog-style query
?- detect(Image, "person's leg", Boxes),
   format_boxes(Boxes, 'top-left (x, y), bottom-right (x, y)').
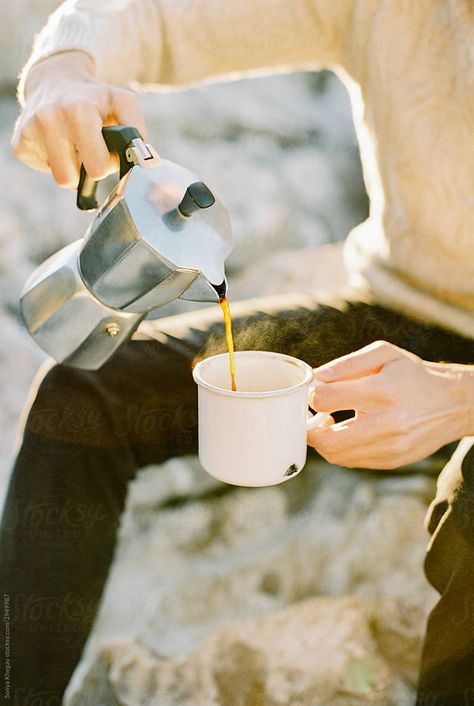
top-left (415, 438), bottom-right (474, 705)
top-left (3, 291), bottom-right (391, 705)
top-left (0, 336), bottom-right (202, 706)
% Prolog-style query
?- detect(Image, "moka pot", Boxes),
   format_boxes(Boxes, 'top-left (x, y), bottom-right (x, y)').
top-left (20, 126), bottom-right (233, 370)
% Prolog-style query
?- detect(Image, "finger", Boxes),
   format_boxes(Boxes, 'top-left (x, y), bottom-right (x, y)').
top-left (309, 377), bottom-right (381, 414)
top-left (314, 340), bottom-right (403, 383)
top-left (43, 130), bottom-right (80, 188)
top-left (66, 104), bottom-right (116, 181)
top-left (109, 88), bottom-right (148, 140)
top-left (308, 415), bottom-right (412, 469)
top-left (37, 112), bottom-right (80, 187)
top-left (11, 115), bottom-right (50, 172)
top-left (307, 414), bottom-right (379, 457)
top-left (320, 446), bottom-right (405, 470)
top-left (306, 411), bottom-right (335, 431)
top-left (308, 414), bottom-right (392, 456)
top-left (323, 444), bottom-right (411, 470)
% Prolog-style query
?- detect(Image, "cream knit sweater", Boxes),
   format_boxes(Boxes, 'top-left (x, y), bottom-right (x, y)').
top-left (19, 0), bottom-right (474, 339)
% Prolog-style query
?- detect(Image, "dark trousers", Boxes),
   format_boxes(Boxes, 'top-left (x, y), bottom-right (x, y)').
top-left (1, 292), bottom-right (473, 705)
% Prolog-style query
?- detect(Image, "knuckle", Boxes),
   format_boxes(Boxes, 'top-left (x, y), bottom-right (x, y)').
top-left (35, 104), bottom-right (61, 126)
top-left (62, 100), bottom-right (94, 120)
top-left (311, 386), bottom-right (328, 409)
top-left (369, 375), bottom-right (397, 403)
top-left (18, 122), bottom-right (37, 145)
top-left (62, 101), bottom-right (80, 119)
top-left (313, 384), bottom-right (344, 412)
top-left (12, 115), bottom-right (36, 148)
top-left (372, 339), bottom-right (392, 351)
top-left (11, 129), bottom-right (37, 161)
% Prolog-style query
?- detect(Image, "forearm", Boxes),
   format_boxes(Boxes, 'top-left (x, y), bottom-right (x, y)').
top-left (452, 364), bottom-right (474, 437)
top-left (426, 362), bottom-right (474, 439)
top-left (18, 0), bottom-right (354, 103)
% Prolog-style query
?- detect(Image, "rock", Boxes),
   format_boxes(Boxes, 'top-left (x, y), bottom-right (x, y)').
top-left (66, 595), bottom-right (419, 706)
top-left (62, 457), bottom-right (437, 703)
top-left (371, 595), bottom-right (427, 685)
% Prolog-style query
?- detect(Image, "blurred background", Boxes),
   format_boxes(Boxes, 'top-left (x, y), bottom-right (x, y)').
top-left (1, 4), bottom-right (440, 705)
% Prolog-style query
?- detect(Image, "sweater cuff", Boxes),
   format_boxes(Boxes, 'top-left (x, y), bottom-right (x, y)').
top-left (18, 52), bottom-right (93, 107)
top-left (17, 1), bottom-right (155, 106)
top-left (18, 5), bottom-right (107, 105)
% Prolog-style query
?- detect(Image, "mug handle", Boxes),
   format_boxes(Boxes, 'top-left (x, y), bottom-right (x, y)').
top-left (306, 378), bottom-right (333, 431)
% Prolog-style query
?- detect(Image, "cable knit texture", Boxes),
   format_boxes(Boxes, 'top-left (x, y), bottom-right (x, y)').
top-left (18, 0), bottom-right (474, 338)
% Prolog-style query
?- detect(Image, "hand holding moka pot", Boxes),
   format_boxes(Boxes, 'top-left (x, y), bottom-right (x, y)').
top-left (20, 126), bottom-right (232, 370)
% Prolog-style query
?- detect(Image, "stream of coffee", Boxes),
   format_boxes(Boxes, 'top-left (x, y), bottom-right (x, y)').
top-left (219, 296), bottom-right (237, 391)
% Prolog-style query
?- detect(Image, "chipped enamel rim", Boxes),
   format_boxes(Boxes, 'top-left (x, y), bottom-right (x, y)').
top-left (192, 350), bottom-right (314, 398)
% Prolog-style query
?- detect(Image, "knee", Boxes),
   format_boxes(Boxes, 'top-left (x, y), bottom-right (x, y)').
top-left (430, 440), bottom-right (474, 535)
top-left (23, 359), bottom-right (117, 446)
top-left (424, 440), bottom-right (474, 592)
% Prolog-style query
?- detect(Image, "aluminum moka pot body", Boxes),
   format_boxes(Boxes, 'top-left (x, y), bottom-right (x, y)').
top-left (20, 126), bottom-right (233, 370)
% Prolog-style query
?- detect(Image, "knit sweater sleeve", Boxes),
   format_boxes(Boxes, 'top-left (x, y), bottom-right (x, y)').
top-left (18, 0), bottom-right (353, 102)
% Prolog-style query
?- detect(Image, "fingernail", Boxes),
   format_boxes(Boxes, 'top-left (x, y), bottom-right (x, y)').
top-left (314, 366), bottom-right (335, 382)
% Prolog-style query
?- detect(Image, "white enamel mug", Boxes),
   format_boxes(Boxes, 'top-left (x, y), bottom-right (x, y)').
top-left (192, 350), bottom-right (331, 487)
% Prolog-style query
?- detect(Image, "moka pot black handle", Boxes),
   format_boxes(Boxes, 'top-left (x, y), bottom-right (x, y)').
top-left (76, 125), bottom-right (142, 211)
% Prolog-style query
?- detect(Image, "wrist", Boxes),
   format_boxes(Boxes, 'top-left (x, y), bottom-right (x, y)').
top-left (447, 364), bottom-right (474, 438)
top-left (426, 362), bottom-right (474, 440)
top-left (460, 367), bottom-right (474, 436)
top-left (23, 51), bottom-right (96, 101)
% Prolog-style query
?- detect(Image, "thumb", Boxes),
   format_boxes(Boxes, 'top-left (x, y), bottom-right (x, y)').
top-left (314, 340), bottom-right (402, 382)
